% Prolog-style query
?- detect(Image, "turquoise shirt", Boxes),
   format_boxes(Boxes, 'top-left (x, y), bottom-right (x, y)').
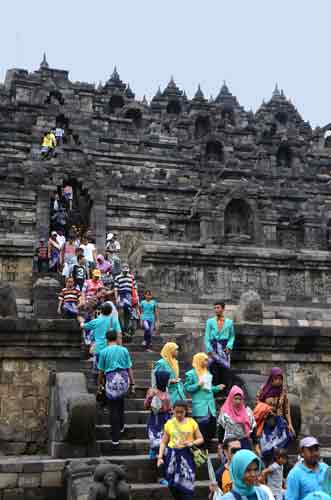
top-left (204, 317), bottom-right (235, 353)
top-left (98, 344), bottom-right (132, 373)
top-left (184, 368), bottom-right (220, 417)
top-left (140, 299), bottom-right (158, 322)
top-left (154, 358), bottom-right (186, 404)
top-left (285, 462), bottom-right (328, 500)
top-left (222, 488), bottom-right (268, 500)
top-left (84, 315), bottom-right (122, 354)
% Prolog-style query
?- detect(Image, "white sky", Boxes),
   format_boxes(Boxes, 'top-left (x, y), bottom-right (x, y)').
top-left (1, 0), bottom-right (330, 126)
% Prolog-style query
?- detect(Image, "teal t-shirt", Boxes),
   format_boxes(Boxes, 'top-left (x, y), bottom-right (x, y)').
top-left (98, 344), bottom-right (132, 373)
top-left (140, 299), bottom-right (157, 321)
top-left (84, 315), bottom-right (122, 354)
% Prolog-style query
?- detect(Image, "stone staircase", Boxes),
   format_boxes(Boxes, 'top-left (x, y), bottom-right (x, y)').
top-left (82, 327), bottom-right (217, 499)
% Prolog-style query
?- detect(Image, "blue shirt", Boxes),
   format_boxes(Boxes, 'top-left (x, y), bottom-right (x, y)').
top-left (204, 317), bottom-right (235, 353)
top-left (84, 315), bottom-right (122, 354)
top-left (98, 344), bottom-right (132, 373)
top-left (140, 299), bottom-right (158, 322)
top-left (285, 461), bottom-right (328, 500)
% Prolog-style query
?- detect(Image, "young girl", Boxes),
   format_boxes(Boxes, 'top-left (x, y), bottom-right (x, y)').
top-left (157, 400), bottom-right (204, 500)
top-left (140, 290), bottom-right (160, 352)
top-left (261, 448), bottom-right (287, 500)
top-left (144, 371), bottom-right (172, 461)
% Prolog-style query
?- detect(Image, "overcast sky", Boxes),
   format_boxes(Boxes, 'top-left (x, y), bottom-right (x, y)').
top-left (1, 0), bottom-right (330, 126)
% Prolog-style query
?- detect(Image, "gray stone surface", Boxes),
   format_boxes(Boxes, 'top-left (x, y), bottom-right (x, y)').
top-left (0, 283), bottom-right (17, 318)
top-left (238, 289), bottom-right (263, 322)
top-left (48, 372), bottom-right (96, 458)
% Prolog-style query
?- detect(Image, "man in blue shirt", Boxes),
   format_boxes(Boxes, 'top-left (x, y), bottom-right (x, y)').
top-left (97, 330), bottom-right (135, 446)
top-left (285, 437), bottom-right (328, 500)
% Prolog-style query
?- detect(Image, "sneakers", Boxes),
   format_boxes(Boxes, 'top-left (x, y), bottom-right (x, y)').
top-left (120, 426), bottom-right (125, 434)
top-left (111, 441), bottom-right (120, 446)
top-left (159, 479), bottom-right (168, 486)
top-left (149, 449), bottom-right (157, 459)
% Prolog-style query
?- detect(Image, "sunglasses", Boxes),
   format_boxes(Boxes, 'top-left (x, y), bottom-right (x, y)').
top-left (230, 447), bottom-right (241, 455)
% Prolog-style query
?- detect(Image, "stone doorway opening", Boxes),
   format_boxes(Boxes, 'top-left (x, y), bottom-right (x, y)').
top-left (50, 179), bottom-right (92, 239)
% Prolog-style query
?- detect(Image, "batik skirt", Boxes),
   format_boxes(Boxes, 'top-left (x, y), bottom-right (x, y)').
top-left (164, 447), bottom-right (195, 495)
top-left (147, 411), bottom-right (171, 450)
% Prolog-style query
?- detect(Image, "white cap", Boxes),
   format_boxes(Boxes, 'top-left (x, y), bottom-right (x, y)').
top-left (300, 436), bottom-right (320, 448)
top-left (106, 232), bottom-right (114, 241)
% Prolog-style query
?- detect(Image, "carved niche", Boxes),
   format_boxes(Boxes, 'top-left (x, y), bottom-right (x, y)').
top-left (224, 199), bottom-right (254, 242)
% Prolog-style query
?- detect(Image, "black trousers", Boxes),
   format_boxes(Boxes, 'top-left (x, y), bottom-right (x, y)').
top-left (108, 397), bottom-right (124, 443)
top-left (169, 487), bottom-right (193, 500)
top-left (197, 416), bottom-right (216, 450)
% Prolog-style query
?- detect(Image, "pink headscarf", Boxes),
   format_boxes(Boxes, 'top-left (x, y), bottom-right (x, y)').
top-left (96, 254), bottom-right (111, 274)
top-left (221, 385), bottom-right (251, 437)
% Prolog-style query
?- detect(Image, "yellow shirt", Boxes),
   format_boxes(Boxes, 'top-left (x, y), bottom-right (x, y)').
top-left (164, 417), bottom-right (198, 449)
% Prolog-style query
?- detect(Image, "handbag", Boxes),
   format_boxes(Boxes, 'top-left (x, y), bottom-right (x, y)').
top-left (96, 385), bottom-right (107, 406)
top-left (191, 444), bottom-right (208, 468)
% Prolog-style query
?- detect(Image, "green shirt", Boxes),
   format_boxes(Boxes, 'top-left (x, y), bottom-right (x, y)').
top-left (98, 345), bottom-right (132, 373)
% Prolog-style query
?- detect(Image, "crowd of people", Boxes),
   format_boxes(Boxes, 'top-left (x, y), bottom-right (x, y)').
top-left (89, 298), bottom-right (331, 500)
top-left (35, 193), bottom-right (330, 500)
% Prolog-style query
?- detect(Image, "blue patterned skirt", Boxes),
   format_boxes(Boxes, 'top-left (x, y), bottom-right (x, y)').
top-left (164, 447), bottom-right (196, 494)
top-left (147, 411), bottom-right (171, 450)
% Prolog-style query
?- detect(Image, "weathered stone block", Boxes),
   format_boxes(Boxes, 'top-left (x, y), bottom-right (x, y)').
top-left (0, 473), bottom-right (18, 489)
top-left (41, 470), bottom-right (62, 487)
top-left (3, 488), bottom-right (24, 500)
top-left (18, 473), bottom-right (41, 488)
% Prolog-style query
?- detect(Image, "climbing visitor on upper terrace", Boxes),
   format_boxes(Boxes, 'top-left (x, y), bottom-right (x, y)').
top-left (81, 269), bottom-right (103, 302)
top-left (81, 236), bottom-right (97, 273)
top-left (205, 300), bottom-right (236, 386)
top-left (40, 129), bottom-right (56, 159)
top-left (72, 253), bottom-right (88, 290)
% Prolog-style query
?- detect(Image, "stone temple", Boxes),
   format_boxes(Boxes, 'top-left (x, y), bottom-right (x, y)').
top-left (0, 56), bottom-right (330, 499)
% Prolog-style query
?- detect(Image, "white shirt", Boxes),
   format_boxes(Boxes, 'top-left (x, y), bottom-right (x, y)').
top-left (57, 235), bottom-right (66, 249)
top-left (81, 243), bottom-right (95, 262)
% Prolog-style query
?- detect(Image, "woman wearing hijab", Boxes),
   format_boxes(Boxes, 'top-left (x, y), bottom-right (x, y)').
top-left (255, 367), bottom-right (295, 437)
top-left (154, 342), bottom-right (186, 405)
top-left (144, 370), bottom-right (172, 460)
top-left (253, 403), bottom-right (291, 463)
top-left (184, 352), bottom-right (225, 450)
top-left (221, 449), bottom-right (269, 500)
top-left (218, 385), bottom-right (259, 452)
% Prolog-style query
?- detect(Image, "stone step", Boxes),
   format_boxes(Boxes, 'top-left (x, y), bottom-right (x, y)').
top-left (96, 424), bottom-right (147, 440)
top-left (97, 438), bottom-right (218, 456)
top-left (90, 454), bottom-right (218, 483)
top-left (131, 481), bottom-right (210, 500)
top-left (97, 409), bottom-right (150, 425)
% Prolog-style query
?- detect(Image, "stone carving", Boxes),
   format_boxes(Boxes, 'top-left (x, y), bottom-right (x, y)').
top-left (88, 463), bottom-right (130, 500)
top-left (238, 289), bottom-right (263, 323)
top-left (48, 372), bottom-right (96, 458)
top-left (33, 276), bottom-right (62, 318)
top-left (0, 282), bottom-right (17, 317)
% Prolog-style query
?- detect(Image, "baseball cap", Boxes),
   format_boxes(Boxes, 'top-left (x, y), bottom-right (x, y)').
top-left (106, 232), bottom-right (114, 241)
top-left (300, 437), bottom-right (320, 448)
top-left (51, 231), bottom-right (57, 236)
top-left (92, 269), bottom-right (102, 278)
top-left (122, 263), bottom-right (129, 271)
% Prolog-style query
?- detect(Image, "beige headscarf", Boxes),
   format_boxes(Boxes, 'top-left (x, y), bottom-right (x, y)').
top-left (192, 352), bottom-right (208, 378)
top-left (160, 342), bottom-right (179, 378)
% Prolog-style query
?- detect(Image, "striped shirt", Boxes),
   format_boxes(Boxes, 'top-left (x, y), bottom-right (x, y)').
top-left (114, 273), bottom-right (136, 295)
top-left (59, 287), bottom-right (81, 304)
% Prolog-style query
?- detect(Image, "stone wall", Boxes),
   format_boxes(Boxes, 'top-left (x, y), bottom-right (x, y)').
top-left (135, 242), bottom-right (331, 304)
top-left (0, 320), bottom-right (81, 455)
